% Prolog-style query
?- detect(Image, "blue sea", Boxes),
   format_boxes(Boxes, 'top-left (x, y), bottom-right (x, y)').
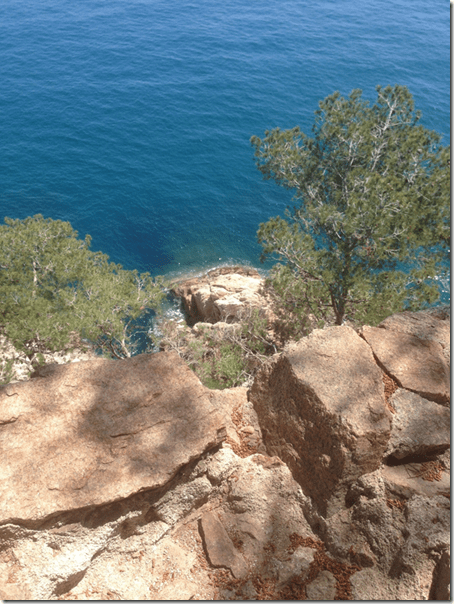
top-left (0, 0), bottom-right (450, 303)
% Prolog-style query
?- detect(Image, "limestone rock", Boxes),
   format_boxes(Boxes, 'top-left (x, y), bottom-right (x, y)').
top-left (208, 386), bottom-right (249, 447)
top-left (0, 351), bottom-right (226, 524)
top-left (55, 447), bottom-right (318, 601)
top-left (361, 325), bottom-right (450, 405)
top-left (0, 306), bottom-right (449, 601)
top-left (249, 325), bottom-right (392, 517)
top-left (152, 476), bottom-right (213, 525)
top-left (403, 494), bottom-right (450, 555)
top-left (430, 550), bottom-right (450, 600)
top-left (337, 467), bottom-right (450, 600)
top-left (0, 582), bottom-right (32, 601)
top-left (385, 389), bottom-right (450, 460)
top-left (350, 568), bottom-right (396, 600)
top-left (275, 546), bottom-right (315, 587)
top-left (323, 507), bottom-right (377, 566)
top-left (219, 452), bottom-right (316, 571)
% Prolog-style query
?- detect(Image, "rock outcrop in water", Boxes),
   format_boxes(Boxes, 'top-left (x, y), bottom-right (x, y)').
top-left (0, 271), bottom-right (450, 600)
top-left (172, 265), bottom-right (272, 325)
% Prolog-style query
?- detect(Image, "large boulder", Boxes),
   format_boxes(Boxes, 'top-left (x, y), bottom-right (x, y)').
top-left (0, 351), bottom-right (226, 524)
top-left (327, 467), bottom-right (450, 600)
top-left (249, 325), bottom-right (392, 517)
top-left (0, 306), bottom-right (449, 601)
top-left (172, 266), bottom-right (270, 325)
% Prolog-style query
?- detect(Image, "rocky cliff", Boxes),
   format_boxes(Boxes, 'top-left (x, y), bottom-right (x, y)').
top-left (171, 265), bottom-right (272, 326)
top-left (0, 269), bottom-right (450, 600)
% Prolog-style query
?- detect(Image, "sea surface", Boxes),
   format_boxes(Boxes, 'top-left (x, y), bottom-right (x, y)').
top-left (0, 0), bottom-right (450, 303)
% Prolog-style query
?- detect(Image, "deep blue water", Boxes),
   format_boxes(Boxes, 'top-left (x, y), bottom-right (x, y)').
top-left (0, 0), bottom-right (450, 299)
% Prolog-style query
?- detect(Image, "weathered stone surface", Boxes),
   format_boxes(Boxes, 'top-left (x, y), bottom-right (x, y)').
top-left (350, 568), bottom-right (395, 600)
top-left (305, 570), bottom-right (337, 600)
top-left (249, 326), bottom-right (391, 517)
top-left (323, 507), bottom-right (377, 567)
top-left (386, 389), bottom-right (450, 460)
top-left (0, 582), bottom-right (32, 601)
top-left (361, 325), bottom-right (450, 404)
top-left (218, 453), bottom-right (317, 574)
top-left (0, 351), bottom-right (226, 523)
top-left (209, 387), bottom-right (267, 456)
top-left (172, 266), bottom-right (268, 325)
top-left (208, 386), bottom-right (249, 447)
top-left (46, 447), bottom-right (317, 601)
top-left (403, 494), bottom-right (450, 554)
top-left (379, 305), bottom-right (450, 367)
top-left (430, 550), bottom-right (450, 600)
top-left (0, 306), bottom-right (449, 601)
top-left (338, 468), bottom-right (450, 600)
top-left (275, 546), bottom-right (315, 587)
top-left (381, 463), bottom-right (451, 500)
top-left (199, 511), bottom-right (247, 578)
top-left (152, 476), bottom-right (213, 525)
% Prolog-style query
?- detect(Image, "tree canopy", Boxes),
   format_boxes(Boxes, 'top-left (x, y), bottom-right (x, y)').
top-left (251, 85), bottom-right (450, 327)
top-left (0, 215), bottom-right (166, 359)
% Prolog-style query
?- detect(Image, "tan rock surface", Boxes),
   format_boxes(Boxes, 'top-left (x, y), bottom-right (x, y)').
top-left (385, 389), bottom-right (450, 460)
top-left (379, 305), bottom-right (450, 366)
top-left (0, 351), bottom-right (226, 523)
top-left (172, 266), bottom-right (268, 325)
top-left (22, 447), bottom-right (318, 600)
top-left (249, 325), bottom-right (392, 517)
top-left (361, 325), bottom-right (450, 404)
top-left (0, 307), bottom-right (449, 601)
top-left (305, 569), bottom-right (337, 600)
top-left (381, 464), bottom-right (450, 500)
top-left (200, 511), bottom-right (247, 578)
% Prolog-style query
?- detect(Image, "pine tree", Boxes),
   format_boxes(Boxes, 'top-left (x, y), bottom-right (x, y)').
top-left (0, 215), bottom-right (166, 359)
top-left (251, 85), bottom-right (450, 326)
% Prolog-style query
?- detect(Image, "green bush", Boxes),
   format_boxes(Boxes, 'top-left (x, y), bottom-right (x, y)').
top-left (155, 307), bottom-right (275, 390)
top-left (0, 215), bottom-right (167, 359)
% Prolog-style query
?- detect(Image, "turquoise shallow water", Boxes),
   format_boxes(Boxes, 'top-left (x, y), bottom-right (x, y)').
top-left (0, 0), bottom-right (450, 299)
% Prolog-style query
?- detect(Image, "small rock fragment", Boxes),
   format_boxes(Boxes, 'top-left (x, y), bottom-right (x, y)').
top-left (199, 511), bottom-right (247, 578)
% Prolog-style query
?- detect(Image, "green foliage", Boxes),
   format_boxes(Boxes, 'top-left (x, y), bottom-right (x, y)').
top-left (0, 358), bottom-right (14, 386)
top-left (262, 263), bottom-right (324, 342)
top-left (203, 341), bottom-right (246, 390)
top-left (252, 85), bottom-right (450, 326)
top-left (0, 215), bottom-right (167, 358)
top-left (156, 308), bottom-right (275, 389)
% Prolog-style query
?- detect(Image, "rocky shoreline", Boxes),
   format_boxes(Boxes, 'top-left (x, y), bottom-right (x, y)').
top-left (171, 265), bottom-right (270, 325)
top-left (0, 267), bottom-right (450, 600)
